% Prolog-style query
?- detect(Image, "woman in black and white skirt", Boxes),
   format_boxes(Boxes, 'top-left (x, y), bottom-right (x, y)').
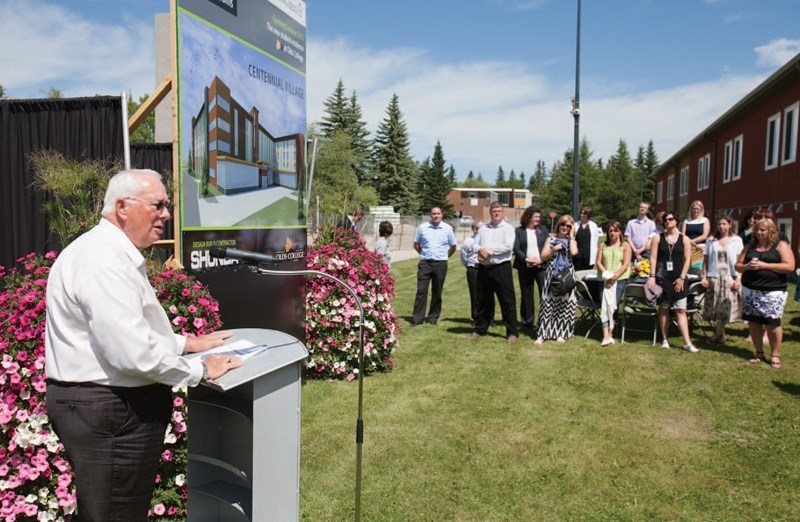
top-left (735, 218), bottom-right (795, 369)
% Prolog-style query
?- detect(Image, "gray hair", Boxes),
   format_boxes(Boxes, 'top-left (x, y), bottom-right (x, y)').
top-left (101, 169), bottom-right (164, 217)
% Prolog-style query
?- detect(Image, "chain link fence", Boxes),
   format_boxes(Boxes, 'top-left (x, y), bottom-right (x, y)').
top-left (309, 213), bottom-right (523, 253)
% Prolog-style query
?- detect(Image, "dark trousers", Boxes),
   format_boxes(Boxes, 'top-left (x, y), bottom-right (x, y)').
top-left (412, 259), bottom-right (448, 324)
top-left (517, 267), bottom-right (547, 328)
top-left (466, 266), bottom-right (480, 325)
top-left (47, 381), bottom-right (173, 522)
top-left (474, 262), bottom-right (518, 337)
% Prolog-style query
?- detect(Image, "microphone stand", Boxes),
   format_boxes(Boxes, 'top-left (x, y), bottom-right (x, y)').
top-left (252, 264), bottom-right (366, 521)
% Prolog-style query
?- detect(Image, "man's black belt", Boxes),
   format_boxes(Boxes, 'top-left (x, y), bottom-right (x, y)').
top-left (46, 378), bottom-right (167, 391)
top-left (479, 261), bottom-right (510, 269)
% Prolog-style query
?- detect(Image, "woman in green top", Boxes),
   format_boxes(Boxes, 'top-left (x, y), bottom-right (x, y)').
top-left (595, 221), bottom-right (632, 345)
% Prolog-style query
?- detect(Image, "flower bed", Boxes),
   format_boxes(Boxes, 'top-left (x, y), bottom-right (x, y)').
top-left (0, 252), bottom-right (76, 521)
top-left (0, 253), bottom-right (223, 521)
top-left (305, 227), bottom-right (399, 380)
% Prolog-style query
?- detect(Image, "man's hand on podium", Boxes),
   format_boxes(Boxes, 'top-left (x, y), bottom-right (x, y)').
top-left (184, 330), bottom-right (234, 353)
top-left (202, 354), bottom-right (244, 380)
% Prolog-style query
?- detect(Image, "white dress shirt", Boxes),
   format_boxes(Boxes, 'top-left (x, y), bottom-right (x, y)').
top-left (460, 235), bottom-right (479, 267)
top-left (475, 220), bottom-right (515, 265)
top-left (45, 218), bottom-right (203, 387)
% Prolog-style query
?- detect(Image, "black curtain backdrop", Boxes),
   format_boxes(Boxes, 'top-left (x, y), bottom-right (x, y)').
top-left (0, 97), bottom-right (173, 268)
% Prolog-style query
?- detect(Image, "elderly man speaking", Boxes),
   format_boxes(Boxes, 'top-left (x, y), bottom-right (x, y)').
top-left (45, 169), bottom-right (242, 521)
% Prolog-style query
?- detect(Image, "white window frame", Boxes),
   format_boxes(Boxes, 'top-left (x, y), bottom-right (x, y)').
top-left (723, 141), bottom-right (732, 183)
top-left (765, 112), bottom-right (781, 170)
top-left (732, 135), bottom-right (743, 181)
top-left (696, 153), bottom-right (710, 190)
top-left (679, 166), bottom-right (689, 196)
top-left (667, 174), bottom-right (675, 201)
top-left (724, 135), bottom-right (743, 183)
top-left (656, 181), bottom-right (663, 204)
top-left (778, 218), bottom-right (792, 244)
top-left (782, 102), bottom-right (798, 166)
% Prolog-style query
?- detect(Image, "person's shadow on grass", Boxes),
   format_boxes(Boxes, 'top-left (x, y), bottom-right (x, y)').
top-left (773, 381), bottom-right (800, 398)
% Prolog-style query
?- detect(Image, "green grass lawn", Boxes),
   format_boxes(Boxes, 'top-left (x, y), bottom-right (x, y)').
top-left (232, 197), bottom-right (300, 226)
top-left (300, 257), bottom-right (800, 521)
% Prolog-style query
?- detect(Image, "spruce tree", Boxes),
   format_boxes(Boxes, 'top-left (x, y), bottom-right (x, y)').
top-left (495, 166), bottom-right (506, 188)
top-left (418, 141), bottom-right (455, 216)
top-left (598, 139), bottom-right (637, 224)
top-left (634, 140), bottom-right (659, 204)
top-left (372, 94), bottom-right (419, 214)
top-left (528, 160), bottom-right (548, 196)
top-left (344, 91), bottom-right (373, 184)
top-left (319, 79), bottom-right (348, 138)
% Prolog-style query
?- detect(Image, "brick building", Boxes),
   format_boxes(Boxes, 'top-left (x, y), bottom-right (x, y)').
top-left (651, 53), bottom-right (800, 246)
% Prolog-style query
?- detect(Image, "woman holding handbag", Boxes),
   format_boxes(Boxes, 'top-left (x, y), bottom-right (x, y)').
top-left (536, 214), bottom-right (578, 344)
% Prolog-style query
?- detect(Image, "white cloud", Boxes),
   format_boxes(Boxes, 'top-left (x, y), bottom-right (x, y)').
top-left (755, 38), bottom-right (800, 69)
top-left (308, 36), bottom-right (767, 179)
top-left (1, 1), bottom-right (781, 182)
top-left (0, 1), bottom-right (155, 99)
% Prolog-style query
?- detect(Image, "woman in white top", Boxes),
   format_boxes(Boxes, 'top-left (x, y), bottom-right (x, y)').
top-left (573, 205), bottom-right (600, 271)
top-left (701, 216), bottom-right (743, 344)
top-left (681, 200), bottom-right (711, 273)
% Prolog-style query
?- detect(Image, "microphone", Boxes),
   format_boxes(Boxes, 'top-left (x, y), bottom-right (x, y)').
top-left (209, 246), bottom-right (279, 265)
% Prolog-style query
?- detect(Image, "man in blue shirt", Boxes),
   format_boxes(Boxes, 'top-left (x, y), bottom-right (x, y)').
top-left (412, 207), bottom-right (457, 325)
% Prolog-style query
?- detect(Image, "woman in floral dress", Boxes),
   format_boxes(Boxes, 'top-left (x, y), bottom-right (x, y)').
top-left (701, 216), bottom-right (743, 344)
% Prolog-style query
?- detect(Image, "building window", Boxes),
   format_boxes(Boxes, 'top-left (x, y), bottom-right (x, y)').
top-left (667, 174), bottom-right (675, 201)
top-left (732, 135), bottom-right (743, 180)
top-left (697, 154), bottom-right (710, 191)
top-left (782, 102), bottom-right (798, 165)
top-left (778, 218), bottom-right (792, 244)
top-left (679, 166), bottom-right (689, 196)
top-left (216, 96), bottom-right (230, 113)
top-left (233, 109), bottom-right (239, 157)
top-left (766, 112), bottom-right (780, 170)
top-left (724, 135), bottom-right (743, 183)
top-left (657, 181), bottom-right (663, 203)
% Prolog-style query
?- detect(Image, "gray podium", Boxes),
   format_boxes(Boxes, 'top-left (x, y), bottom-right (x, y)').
top-left (186, 328), bottom-right (308, 521)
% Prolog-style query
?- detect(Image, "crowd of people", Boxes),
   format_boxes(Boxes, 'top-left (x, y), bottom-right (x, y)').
top-left (397, 203), bottom-right (797, 368)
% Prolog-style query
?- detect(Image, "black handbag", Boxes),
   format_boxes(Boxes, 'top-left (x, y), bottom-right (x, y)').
top-left (550, 266), bottom-right (575, 296)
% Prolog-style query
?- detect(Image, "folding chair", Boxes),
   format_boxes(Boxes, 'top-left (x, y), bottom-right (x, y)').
top-left (620, 283), bottom-right (659, 345)
top-left (685, 280), bottom-right (711, 339)
top-left (575, 279), bottom-right (602, 339)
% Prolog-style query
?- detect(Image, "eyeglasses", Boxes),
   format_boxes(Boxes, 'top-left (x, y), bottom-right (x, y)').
top-left (663, 217), bottom-right (676, 223)
top-left (580, 211), bottom-right (588, 215)
top-left (560, 224), bottom-right (572, 228)
top-left (126, 197), bottom-right (172, 213)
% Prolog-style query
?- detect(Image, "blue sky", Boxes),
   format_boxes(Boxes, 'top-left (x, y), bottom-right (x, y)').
top-left (2, 0), bottom-right (799, 181)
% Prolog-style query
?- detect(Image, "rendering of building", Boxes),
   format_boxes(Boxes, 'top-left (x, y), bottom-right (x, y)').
top-left (651, 53), bottom-right (800, 246)
top-left (190, 76), bottom-right (304, 195)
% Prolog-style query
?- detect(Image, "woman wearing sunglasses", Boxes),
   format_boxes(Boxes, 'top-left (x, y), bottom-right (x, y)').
top-left (647, 210), bottom-right (698, 352)
top-left (536, 214), bottom-right (578, 344)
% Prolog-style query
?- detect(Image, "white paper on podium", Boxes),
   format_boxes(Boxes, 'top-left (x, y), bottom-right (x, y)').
top-left (198, 339), bottom-right (270, 361)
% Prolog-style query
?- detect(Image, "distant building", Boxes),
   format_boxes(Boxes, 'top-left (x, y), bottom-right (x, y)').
top-left (190, 76), bottom-right (304, 195)
top-left (446, 187), bottom-right (533, 224)
top-left (651, 52), bottom-right (800, 245)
